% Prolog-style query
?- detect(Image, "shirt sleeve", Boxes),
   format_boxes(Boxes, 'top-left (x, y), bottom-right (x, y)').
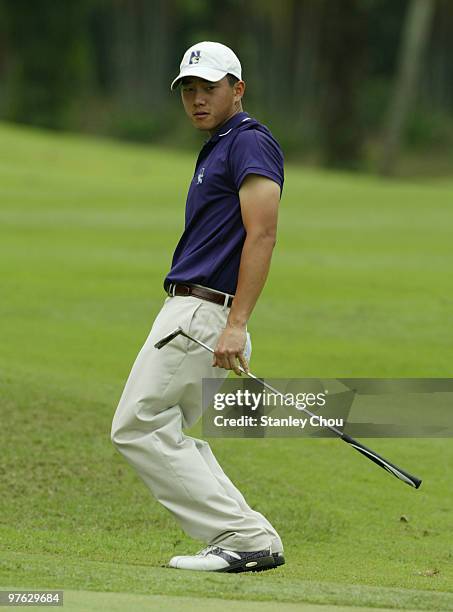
top-left (228, 129), bottom-right (284, 193)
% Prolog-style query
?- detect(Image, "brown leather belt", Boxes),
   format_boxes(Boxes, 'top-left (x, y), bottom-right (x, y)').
top-left (167, 283), bottom-right (234, 308)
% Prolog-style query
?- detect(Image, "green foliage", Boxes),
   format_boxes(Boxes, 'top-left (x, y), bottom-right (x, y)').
top-left (1, 0), bottom-right (94, 128)
top-left (109, 110), bottom-right (169, 142)
top-left (359, 77), bottom-right (394, 131)
top-left (0, 1), bottom-right (452, 170)
top-left (406, 107), bottom-right (453, 149)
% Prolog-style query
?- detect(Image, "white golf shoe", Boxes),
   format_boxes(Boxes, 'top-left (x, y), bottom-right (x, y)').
top-left (168, 544), bottom-right (285, 573)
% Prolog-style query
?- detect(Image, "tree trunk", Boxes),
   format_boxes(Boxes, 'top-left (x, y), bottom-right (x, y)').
top-left (317, 0), bottom-right (368, 170)
top-left (379, 0), bottom-right (436, 176)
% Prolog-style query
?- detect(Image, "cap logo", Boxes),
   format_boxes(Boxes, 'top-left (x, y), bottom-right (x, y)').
top-left (189, 50), bottom-right (201, 65)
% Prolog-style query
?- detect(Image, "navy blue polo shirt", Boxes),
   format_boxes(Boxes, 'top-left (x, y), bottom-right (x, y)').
top-left (164, 111), bottom-right (284, 295)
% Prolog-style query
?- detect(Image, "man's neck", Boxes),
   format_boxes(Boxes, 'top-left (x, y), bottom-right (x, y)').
top-left (208, 107), bottom-right (243, 138)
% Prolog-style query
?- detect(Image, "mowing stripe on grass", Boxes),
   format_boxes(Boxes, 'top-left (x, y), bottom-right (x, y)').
top-left (0, 587), bottom-right (428, 612)
top-left (1, 553), bottom-right (452, 610)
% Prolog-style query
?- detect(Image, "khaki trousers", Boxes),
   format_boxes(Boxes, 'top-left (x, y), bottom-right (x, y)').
top-left (111, 294), bottom-right (280, 552)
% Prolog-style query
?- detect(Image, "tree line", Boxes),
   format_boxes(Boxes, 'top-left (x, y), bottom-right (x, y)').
top-left (0, 0), bottom-right (450, 173)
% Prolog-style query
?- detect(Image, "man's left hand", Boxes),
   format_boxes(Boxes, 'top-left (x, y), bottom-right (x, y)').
top-left (213, 325), bottom-right (249, 376)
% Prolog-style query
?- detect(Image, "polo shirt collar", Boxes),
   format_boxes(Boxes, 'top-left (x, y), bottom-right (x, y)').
top-left (205, 111), bottom-right (251, 144)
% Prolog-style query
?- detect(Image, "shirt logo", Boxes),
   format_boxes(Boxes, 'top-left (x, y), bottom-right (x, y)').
top-left (189, 51), bottom-right (201, 65)
top-left (197, 167), bottom-right (205, 184)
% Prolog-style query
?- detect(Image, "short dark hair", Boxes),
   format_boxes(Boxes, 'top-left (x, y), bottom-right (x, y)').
top-left (226, 74), bottom-right (239, 87)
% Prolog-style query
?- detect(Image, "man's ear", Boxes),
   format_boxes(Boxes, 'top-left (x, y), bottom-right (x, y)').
top-left (234, 80), bottom-right (245, 103)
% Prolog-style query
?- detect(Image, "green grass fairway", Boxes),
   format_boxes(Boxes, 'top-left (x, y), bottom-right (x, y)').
top-left (0, 584), bottom-right (442, 612)
top-left (1, 121), bottom-right (452, 610)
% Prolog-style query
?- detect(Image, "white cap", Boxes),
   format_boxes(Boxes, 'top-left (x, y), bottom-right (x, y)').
top-left (171, 41), bottom-right (242, 91)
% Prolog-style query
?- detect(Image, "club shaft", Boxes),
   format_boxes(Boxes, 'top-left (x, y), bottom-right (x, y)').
top-left (181, 330), bottom-right (343, 435)
top-left (180, 329), bottom-right (422, 489)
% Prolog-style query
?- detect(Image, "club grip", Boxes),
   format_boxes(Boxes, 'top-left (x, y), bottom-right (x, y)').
top-left (341, 433), bottom-right (422, 489)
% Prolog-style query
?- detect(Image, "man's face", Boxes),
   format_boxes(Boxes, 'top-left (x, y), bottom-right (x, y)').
top-left (180, 76), bottom-right (244, 134)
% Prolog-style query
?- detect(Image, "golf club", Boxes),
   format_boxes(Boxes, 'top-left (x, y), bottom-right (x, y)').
top-left (155, 327), bottom-right (422, 489)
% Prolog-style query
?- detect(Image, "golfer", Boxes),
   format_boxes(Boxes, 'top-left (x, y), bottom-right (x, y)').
top-left (111, 41), bottom-right (285, 573)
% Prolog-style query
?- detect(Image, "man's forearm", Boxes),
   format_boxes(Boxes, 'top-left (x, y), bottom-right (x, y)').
top-left (227, 232), bottom-right (276, 327)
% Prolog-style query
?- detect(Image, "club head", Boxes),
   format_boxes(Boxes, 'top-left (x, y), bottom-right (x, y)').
top-left (154, 327), bottom-right (184, 349)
